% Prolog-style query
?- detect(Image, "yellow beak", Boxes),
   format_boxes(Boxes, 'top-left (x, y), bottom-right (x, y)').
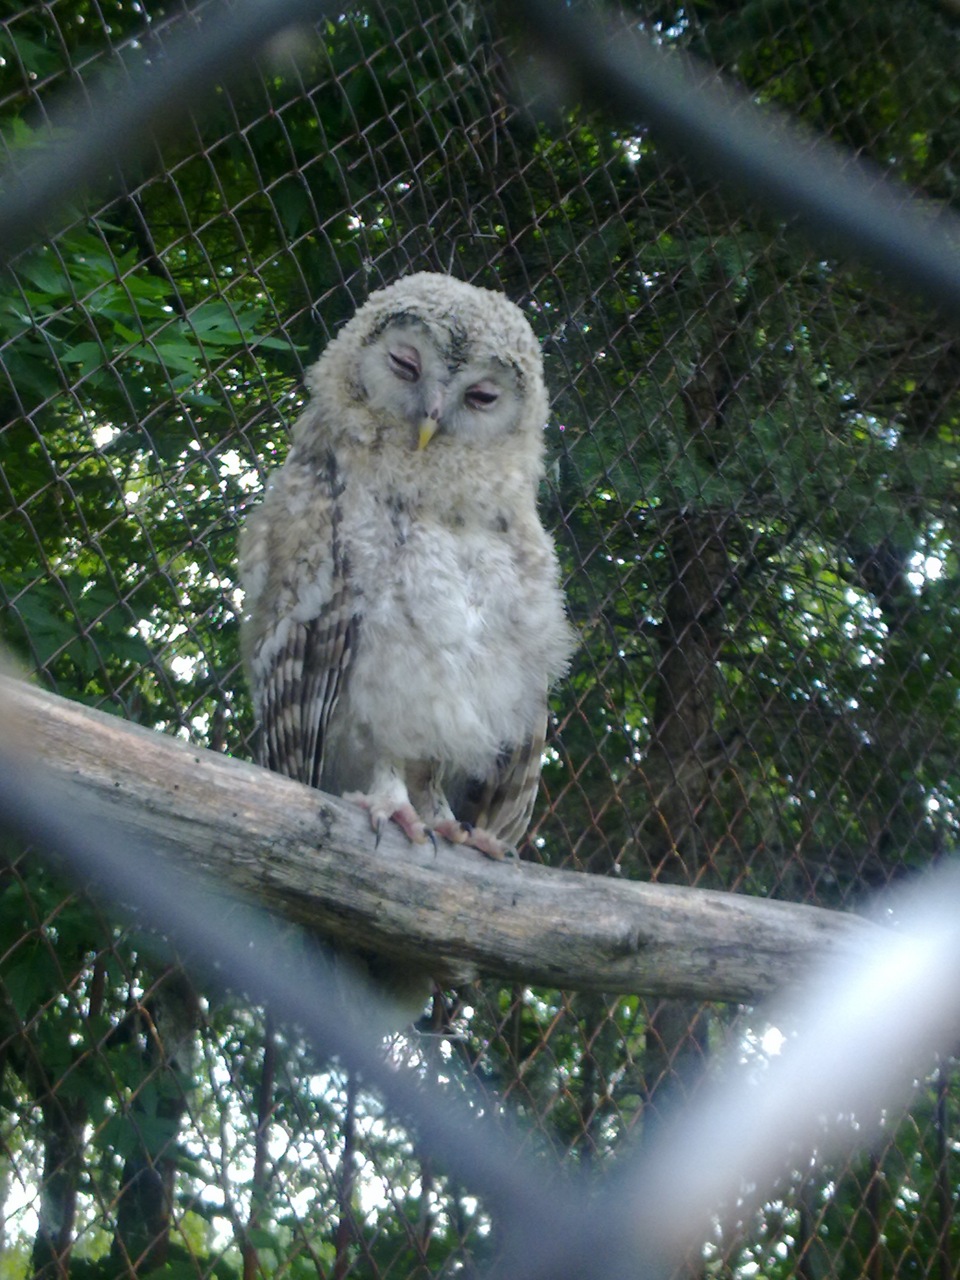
top-left (417, 417), bottom-right (440, 451)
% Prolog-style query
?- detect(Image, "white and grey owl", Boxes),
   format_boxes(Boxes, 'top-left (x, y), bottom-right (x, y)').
top-left (239, 272), bottom-right (574, 859)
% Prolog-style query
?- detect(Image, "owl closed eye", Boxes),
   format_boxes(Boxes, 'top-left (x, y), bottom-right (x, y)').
top-left (358, 318), bottom-right (525, 448)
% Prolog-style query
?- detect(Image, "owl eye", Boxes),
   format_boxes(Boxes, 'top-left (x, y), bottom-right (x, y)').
top-left (465, 381), bottom-right (500, 410)
top-left (389, 346), bottom-right (421, 382)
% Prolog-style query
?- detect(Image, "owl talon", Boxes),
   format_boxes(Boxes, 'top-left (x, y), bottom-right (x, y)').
top-left (346, 792), bottom-right (432, 846)
top-left (471, 832), bottom-right (509, 860)
top-left (433, 818), bottom-right (506, 860)
top-left (390, 803), bottom-right (430, 844)
top-left (432, 818), bottom-right (469, 846)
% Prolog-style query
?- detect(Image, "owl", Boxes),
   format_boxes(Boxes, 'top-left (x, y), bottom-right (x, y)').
top-left (239, 272), bottom-right (574, 860)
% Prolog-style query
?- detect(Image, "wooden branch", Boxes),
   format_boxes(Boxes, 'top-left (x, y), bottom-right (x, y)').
top-left (0, 674), bottom-right (883, 1002)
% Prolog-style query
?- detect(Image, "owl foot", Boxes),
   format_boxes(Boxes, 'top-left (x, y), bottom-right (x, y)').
top-left (432, 819), bottom-right (511, 861)
top-left (346, 794), bottom-right (434, 846)
top-left (376, 814), bottom-right (438, 853)
top-left (346, 790), bottom-right (510, 860)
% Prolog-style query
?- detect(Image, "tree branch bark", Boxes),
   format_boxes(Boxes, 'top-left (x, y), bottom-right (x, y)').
top-left (0, 674), bottom-right (883, 1002)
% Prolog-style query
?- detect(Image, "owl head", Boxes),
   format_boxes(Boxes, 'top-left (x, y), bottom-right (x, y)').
top-left (300, 273), bottom-right (550, 463)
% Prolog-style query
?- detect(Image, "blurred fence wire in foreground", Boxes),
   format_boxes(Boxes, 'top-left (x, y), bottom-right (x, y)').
top-left (3, 683), bottom-right (960, 1280)
top-left (5, 686), bottom-right (960, 1280)
top-left (3, 0), bottom-right (960, 1276)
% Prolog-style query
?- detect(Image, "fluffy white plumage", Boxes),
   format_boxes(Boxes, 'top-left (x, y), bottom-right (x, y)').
top-left (239, 272), bottom-right (573, 858)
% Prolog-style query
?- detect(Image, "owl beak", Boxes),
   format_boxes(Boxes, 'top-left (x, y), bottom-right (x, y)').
top-left (417, 417), bottom-right (440, 451)
top-left (417, 387), bottom-right (445, 450)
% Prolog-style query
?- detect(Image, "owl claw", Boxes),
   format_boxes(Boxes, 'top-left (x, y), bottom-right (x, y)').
top-left (432, 819), bottom-right (469, 846)
top-left (346, 792), bottom-right (505, 859)
top-left (389, 803), bottom-right (431, 845)
top-left (432, 819), bottom-right (506, 860)
top-left (470, 831), bottom-right (509, 860)
top-left (346, 792), bottom-right (431, 846)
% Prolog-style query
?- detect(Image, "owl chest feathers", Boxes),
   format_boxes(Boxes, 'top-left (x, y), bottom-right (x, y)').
top-left (332, 450), bottom-right (566, 776)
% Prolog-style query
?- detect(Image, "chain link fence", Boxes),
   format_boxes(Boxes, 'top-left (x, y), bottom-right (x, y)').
top-left (2, 0), bottom-right (960, 1276)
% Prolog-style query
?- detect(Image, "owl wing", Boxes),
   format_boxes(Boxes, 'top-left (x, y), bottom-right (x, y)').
top-left (250, 466), bottom-right (356, 790)
top-left (257, 593), bottom-right (356, 789)
top-left (456, 711), bottom-right (548, 850)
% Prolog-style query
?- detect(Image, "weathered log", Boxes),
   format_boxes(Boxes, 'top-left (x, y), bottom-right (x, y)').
top-left (0, 674), bottom-right (882, 1001)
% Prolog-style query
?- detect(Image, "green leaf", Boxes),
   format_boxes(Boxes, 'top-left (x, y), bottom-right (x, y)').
top-left (2, 944), bottom-right (62, 1019)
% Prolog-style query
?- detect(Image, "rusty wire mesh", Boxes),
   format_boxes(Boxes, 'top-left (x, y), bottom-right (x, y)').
top-left (2, 0), bottom-right (960, 1276)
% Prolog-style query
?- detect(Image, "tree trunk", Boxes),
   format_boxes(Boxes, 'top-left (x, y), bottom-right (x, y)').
top-left (110, 968), bottom-right (198, 1273)
top-left (333, 1070), bottom-right (358, 1280)
top-left (634, 325), bottom-right (737, 1276)
top-left (637, 514), bottom-right (730, 1137)
top-left (242, 1014), bottom-right (277, 1280)
top-left (31, 1092), bottom-right (85, 1280)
